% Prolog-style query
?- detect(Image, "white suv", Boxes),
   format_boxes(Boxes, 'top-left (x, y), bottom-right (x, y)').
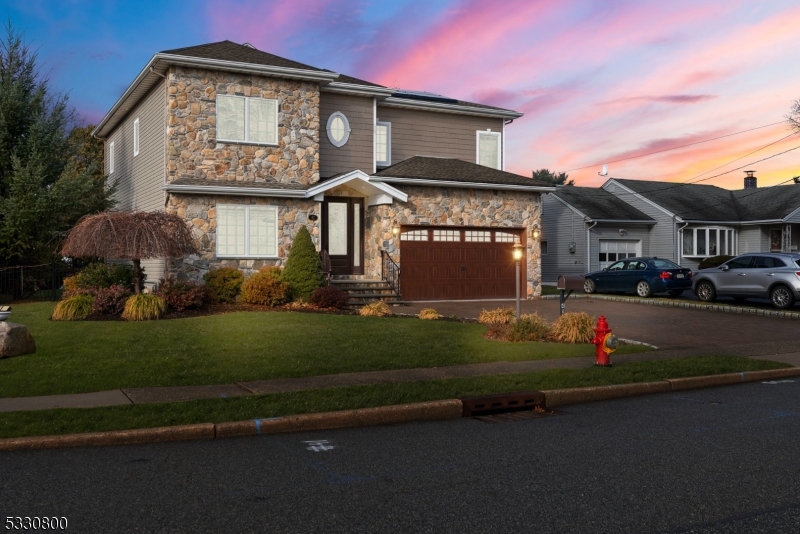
top-left (692, 253), bottom-right (800, 309)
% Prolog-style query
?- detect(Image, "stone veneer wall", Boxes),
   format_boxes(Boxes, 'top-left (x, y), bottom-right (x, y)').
top-left (165, 193), bottom-right (319, 280)
top-left (167, 67), bottom-right (321, 186)
top-left (325, 185), bottom-right (543, 298)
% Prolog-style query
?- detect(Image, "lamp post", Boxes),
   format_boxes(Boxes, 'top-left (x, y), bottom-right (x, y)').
top-left (512, 239), bottom-right (524, 321)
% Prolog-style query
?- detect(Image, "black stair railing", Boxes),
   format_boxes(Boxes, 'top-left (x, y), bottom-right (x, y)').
top-left (380, 250), bottom-right (401, 298)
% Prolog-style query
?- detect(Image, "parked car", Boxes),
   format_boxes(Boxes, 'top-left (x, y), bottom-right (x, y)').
top-left (692, 252), bottom-right (800, 309)
top-left (584, 257), bottom-right (693, 297)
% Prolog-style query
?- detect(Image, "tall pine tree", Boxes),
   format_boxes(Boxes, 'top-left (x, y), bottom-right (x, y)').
top-left (0, 25), bottom-right (113, 265)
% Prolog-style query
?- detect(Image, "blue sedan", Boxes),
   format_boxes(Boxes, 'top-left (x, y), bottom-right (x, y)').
top-left (584, 257), bottom-right (693, 297)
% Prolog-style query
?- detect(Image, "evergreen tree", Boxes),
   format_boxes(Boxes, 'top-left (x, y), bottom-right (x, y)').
top-left (531, 168), bottom-right (574, 186)
top-left (0, 25), bottom-right (113, 265)
top-left (281, 226), bottom-right (325, 301)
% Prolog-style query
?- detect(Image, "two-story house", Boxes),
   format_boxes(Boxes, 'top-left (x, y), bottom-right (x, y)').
top-left (93, 41), bottom-right (553, 300)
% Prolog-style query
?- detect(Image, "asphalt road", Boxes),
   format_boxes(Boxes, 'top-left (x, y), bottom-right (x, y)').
top-left (2, 380), bottom-right (799, 533)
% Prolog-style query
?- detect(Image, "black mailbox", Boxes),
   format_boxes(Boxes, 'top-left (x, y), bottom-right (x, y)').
top-left (557, 275), bottom-right (586, 291)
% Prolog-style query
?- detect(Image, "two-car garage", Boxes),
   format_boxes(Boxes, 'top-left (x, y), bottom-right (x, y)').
top-left (398, 226), bottom-right (526, 301)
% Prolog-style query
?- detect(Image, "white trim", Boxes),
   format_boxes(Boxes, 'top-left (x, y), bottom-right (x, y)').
top-left (375, 121), bottom-right (391, 167)
top-left (109, 142), bottom-right (115, 174)
top-left (162, 183), bottom-right (306, 198)
top-left (382, 96), bottom-right (522, 119)
top-left (502, 121), bottom-right (506, 171)
top-left (133, 118), bottom-right (140, 156)
top-left (372, 98), bottom-right (377, 174)
top-left (306, 169), bottom-right (408, 204)
top-left (372, 176), bottom-right (555, 193)
top-left (216, 204), bottom-right (279, 258)
top-left (323, 82), bottom-right (394, 98)
top-left (155, 53), bottom-right (339, 83)
top-left (476, 130), bottom-right (501, 170)
top-left (783, 206), bottom-right (800, 222)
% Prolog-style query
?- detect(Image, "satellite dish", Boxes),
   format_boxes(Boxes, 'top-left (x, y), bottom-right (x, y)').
top-left (598, 164), bottom-right (608, 177)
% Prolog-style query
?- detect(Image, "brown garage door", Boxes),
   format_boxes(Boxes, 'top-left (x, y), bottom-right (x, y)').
top-left (400, 227), bottom-right (526, 301)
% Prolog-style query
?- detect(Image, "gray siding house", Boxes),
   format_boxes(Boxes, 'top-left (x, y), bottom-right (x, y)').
top-left (541, 173), bottom-right (800, 283)
top-left (94, 40), bottom-right (554, 299)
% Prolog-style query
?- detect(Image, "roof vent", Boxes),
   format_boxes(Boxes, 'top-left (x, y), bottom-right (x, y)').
top-left (242, 42), bottom-right (255, 49)
top-left (744, 170), bottom-right (757, 189)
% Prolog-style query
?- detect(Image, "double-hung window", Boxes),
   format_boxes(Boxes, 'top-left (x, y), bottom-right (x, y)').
top-left (216, 204), bottom-right (278, 258)
top-left (376, 121), bottom-right (391, 167)
top-left (216, 95), bottom-right (278, 145)
top-left (477, 130), bottom-right (501, 170)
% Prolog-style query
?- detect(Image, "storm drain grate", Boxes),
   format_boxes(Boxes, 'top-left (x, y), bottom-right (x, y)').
top-left (473, 406), bottom-right (561, 423)
top-left (461, 391), bottom-right (546, 417)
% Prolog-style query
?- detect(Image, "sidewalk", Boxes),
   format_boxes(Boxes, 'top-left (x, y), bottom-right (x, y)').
top-left (3, 343), bottom-right (800, 413)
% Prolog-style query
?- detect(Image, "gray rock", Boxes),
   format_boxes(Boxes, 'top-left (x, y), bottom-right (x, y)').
top-left (0, 322), bottom-right (36, 358)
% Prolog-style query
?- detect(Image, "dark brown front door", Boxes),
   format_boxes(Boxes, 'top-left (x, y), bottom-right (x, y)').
top-left (400, 227), bottom-right (525, 300)
top-left (322, 197), bottom-right (364, 276)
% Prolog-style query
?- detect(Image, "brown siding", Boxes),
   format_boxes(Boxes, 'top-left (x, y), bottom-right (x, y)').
top-left (104, 79), bottom-right (167, 284)
top-left (375, 106), bottom-right (504, 166)
top-left (319, 93), bottom-right (374, 177)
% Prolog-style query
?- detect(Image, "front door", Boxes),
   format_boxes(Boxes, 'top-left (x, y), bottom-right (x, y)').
top-left (322, 197), bottom-right (364, 276)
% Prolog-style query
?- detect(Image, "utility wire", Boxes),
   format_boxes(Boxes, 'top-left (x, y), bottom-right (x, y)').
top-left (564, 120), bottom-right (790, 172)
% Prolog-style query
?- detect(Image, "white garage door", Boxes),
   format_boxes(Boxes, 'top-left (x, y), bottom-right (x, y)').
top-left (599, 240), bottom-right (641, 269)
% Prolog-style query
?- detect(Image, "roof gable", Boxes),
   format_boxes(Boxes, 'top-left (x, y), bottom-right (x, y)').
top-left (551, 186), bottom-right (653, 222)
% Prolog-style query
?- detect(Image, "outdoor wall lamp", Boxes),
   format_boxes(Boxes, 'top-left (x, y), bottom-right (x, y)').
top-left (391, 220), bottom-right (400, 237)
top-left (618, 228), bottom-right (627, 236)
top-left (533, 223), bottom-right (540, 240)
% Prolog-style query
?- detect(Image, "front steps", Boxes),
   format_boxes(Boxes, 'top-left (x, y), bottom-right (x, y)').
top-left (330, 279), bottom-right (402, 306)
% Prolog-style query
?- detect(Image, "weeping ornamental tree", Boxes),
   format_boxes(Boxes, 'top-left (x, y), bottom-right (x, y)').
top-left (0, 25), bottom-right (113, 265)
top-left (60, 211), bottom-right (197, 293)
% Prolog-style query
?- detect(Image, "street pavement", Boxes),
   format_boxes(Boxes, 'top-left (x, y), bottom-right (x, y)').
top-left (2, 379), bottom-right (799, 533)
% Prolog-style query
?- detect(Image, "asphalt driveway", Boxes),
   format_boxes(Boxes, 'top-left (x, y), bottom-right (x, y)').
top-left (399, 297), bottom-right (800, 352)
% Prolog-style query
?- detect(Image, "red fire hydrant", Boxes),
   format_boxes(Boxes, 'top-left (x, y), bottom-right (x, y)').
top-left (592, 315), bottom-right (618, 367)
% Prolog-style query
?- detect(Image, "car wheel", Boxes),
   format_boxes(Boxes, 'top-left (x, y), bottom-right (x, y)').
top-left (770, 285), bottom-right (795, 309)
top-left (636, 280), bottom-right (652, 298)
top-left (695, 281), bottom-right (716, 302)
top-left (667, 290), bottom-right (683, 297)
top-left (584, 278), bottom-right (596, 294)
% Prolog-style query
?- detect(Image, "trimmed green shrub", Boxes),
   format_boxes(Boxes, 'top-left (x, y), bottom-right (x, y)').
top-left (91, 285), bottom-right (131, 315)
top-left (52, 294), bottom-right (95, 321)
top-left (281, 226), bottom-right (325, 301)
top-left (155, 279), bottom-right (213, 311)
top-left (241, 270), bottom-right (290, 307)
top-left (310, 286), bottom-right (350, 309)
top-left (203, 267), bottom-right (244, 303)
top-left (698, 255), bottom-right (735, 270)
top-left (122, 294), bottom-right (167, 321)
top-left (75, 262), bottom-right (137, 290)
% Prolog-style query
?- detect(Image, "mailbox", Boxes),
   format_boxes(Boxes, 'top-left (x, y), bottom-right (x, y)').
top-left (557, 275), bottom-right (586, 291)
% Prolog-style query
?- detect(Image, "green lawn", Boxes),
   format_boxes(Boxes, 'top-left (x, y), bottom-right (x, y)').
top-left (0, 355), bottom-right (787, 438)
top-left (1, 302), bottom-right (648, 397)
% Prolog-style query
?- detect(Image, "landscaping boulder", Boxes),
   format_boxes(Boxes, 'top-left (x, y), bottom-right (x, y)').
top-left (0, 322), bottom-right (36, 358)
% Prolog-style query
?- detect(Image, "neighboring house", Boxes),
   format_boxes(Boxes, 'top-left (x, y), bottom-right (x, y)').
top-left (541, 172), bottom-right (800, 283)
top-left (93, 41), bottom-right (554, 299)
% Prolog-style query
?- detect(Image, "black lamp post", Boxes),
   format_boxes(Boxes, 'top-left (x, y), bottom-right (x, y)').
top-left (512, 240), bottom-right (524, 320)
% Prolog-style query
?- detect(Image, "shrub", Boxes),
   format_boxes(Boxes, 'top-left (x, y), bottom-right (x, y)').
top-left (310, 286), bottom-right (350, 309)
top-left (478, 307), bottom-right (516, 325)
top-left (122, 294), bottom-right (167, 321)
top-left (258, 266), bottom-right (283, 280)
top-left (203, 267), bottom-right (244, 303)
top-left (62, 275), bottom-right (80, 292)
top-left (281, 226), bottom-right (325, 301)
top-left (418, 308), bottom-right (441, 320)
top-left (698, 255), bottom-right (735, 270)
top-left (506, 313), bottom-right (552, 342)
top-left (551, 312), bottom-right (595, 343)
top-left (241, 270), bottom-right (290, 306)
top-left (75, 262), bottom-right (137, 290)
top-left (91, 285), bottom-right (132, 315)
top-left (359, 301), bottom-right (391, 317)
top-left (155, 279), bottom-right (212, 311)
top-left (52, 294), bottom-right (95, 321)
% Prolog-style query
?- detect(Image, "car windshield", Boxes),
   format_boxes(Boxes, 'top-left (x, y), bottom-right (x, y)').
top-left (649, 259), bottom-right (681, 269)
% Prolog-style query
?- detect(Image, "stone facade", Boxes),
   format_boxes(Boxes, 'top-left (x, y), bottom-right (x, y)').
top-left (165, 193), bottom-right (320, 280)
top-left (166, 67), bottom-right (321, 186)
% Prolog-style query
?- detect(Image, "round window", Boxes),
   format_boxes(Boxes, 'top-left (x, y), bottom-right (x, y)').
top-left (326, 111), bottom-right (351, 147)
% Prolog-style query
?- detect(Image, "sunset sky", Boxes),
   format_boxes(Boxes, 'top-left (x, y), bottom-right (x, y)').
top-left (6, 0), bottom-right (800, 189)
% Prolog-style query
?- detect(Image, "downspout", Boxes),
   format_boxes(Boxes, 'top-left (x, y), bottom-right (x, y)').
top-left (676, 219), bottom-right (688, 265)
top-left (586, 220), bottom-right (597, 273)
top-left (503, 119), bottom-right (514, 172)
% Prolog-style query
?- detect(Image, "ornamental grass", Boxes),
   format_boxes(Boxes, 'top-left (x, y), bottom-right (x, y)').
top-left (51, 294), bottom-right (94, 321)
top-left (418, 308), bottom-right (441, 320)
top-left (359, 301), bottom-right (391, 317)
top-left (550, 312), bottom-right (595, 344)
top-left (122, 294), bottom-right (167, 321)
top-left (477, 307), bottom-right (516, 325)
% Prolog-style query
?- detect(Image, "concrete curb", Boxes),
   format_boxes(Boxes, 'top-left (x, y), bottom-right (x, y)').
top-left (2, 368), bottom-right (799, 452)
top-left (541, 294), bottom-right (800, 319)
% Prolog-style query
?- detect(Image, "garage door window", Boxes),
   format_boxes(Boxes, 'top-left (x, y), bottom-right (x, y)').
top-left (401, 229), bottom-right (428, 241)
top-left (599, 240), bottom-right (640, 269)
top-left (465, 231), bottom-right (491, 242)
top-left (495, 232), bottom-right (516, 243)
top-left (433, 229), bottom-right (460, 241)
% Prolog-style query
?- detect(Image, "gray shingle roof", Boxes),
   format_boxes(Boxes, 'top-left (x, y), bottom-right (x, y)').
top-left (160, 40), bottom-right (326, 72)
top-left (732, 185), bottom-right (800, 220)
top-left (372, 156), bottom-right (553, 188)
top-left (551, 186), bottom-right (653, 222)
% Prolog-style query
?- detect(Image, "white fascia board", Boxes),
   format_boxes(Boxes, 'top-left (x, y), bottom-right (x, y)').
top-left (93, 55), bottom-right (163, 138)
top-left (162, 183), bottom-right (306, 198)
top-left (783, 206), bottom-right (800, 222)
top-left (381, 97), bottom-right (523, 119)
top-left (591, 219), bottom-right (657, 225)
top-left (367, 193), bottom-right (394, 206)
top-left (738, 219), bottom-right (783, 225)
top-left (605, 179), bottom-right (680, 220)
top-left (372, 176), bottom-right (556, 193)
top-left (322, 82), bottom-right (394, 98)
top-left (305, 170), bottom-right (408, 202)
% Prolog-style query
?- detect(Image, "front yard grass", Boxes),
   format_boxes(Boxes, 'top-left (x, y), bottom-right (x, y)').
top-left (0, 355), bottom-right (787, 438)
top-left (2, 302), bottom-right (648, 397)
